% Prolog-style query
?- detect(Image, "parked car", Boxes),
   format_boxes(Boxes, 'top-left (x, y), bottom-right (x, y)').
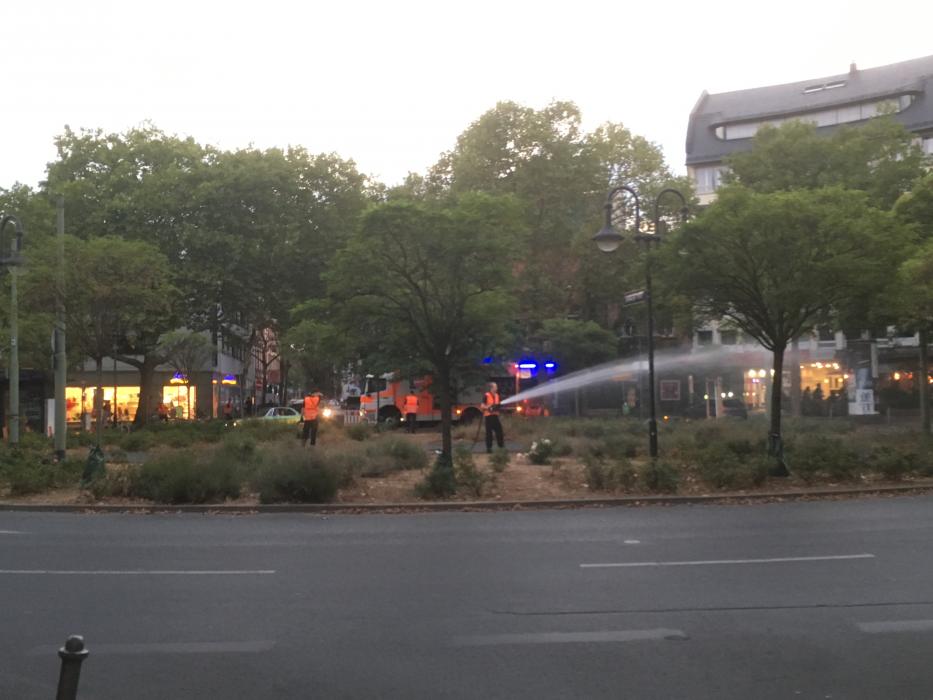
top-left (721, 398), bottom-right (749, 419)
top-left (259, 406), bottom-right (302, 423)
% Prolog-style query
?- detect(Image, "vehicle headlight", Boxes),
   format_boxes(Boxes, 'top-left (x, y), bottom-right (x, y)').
top-left (322, 407), bottom-right (333, 419)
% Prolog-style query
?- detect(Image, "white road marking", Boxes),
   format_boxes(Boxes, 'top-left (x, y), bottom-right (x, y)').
top-left (0, 569), bottom-right (275, 576)
top-left (623, 539), bottom-right (640, 544)
top-left (581, 553), bottom-right (875, 569)
top-left (453, 628), bottom-right (686, 646)
top-left (0, 530), bottom-right (25, 535)
top-left (858, 620), bottom-right (933, 634)
top-left (28, 640), bottom-right (276, 655)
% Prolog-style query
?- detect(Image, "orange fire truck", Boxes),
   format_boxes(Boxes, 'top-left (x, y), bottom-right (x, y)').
top-left (359, 372), bottom-right (517, 426)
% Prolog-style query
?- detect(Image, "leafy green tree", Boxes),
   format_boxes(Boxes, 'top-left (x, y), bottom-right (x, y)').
top-left (426, 101), bottom-right (689, 333)
top-left (726, 118), bottom-right (924, 208)
top-left (664, 186), bottom-right (907, 471)
top-left (892, 173), bottom-right (933, 433)
top-left (326, 194), bottom-right (524, 467)
top-left (22, 235), bottom-right (173, 426)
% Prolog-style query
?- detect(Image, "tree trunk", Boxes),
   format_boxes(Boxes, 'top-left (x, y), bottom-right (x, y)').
top-left (131, 355), bottom-right (161, 428)
top-left (95, 357), bottom-right (104, 446)
top-left (789, 338), bottom-right (802, 417)
top-left (769, 346), bottom-right (789, 476)
top-left (438, 364), bottom-right (453, 461)
top-left (920, 327), bottom-right (930, 435)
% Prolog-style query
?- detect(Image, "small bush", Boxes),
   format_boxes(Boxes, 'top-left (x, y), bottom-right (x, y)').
top-left (346, 423), bottom-right (372, 442)
top-left (88, 465), bottom-right (138, 499)
top-left (107, 447), bottom-right (129, 464)
top-left (790, 435), bottom-right (861, 481)
top-left (600, 435), bottom-right (638, 460)
top-left (129, 451), bottom-right (240, 504)
top-left (869, 446), bottom-right (916, 481)
top-left (254, 448), bottom-right (339, 503)
top-left (583, 455), bottom-right (637, 492)
top-left (120, 431), bottom-right (157, 452)
top-left (528, 439), bottom-right (555, 465)
top-left (489, 448), bottom-right (510, 473)
top-left (642, 460), bottom-right (680, 493)
top-left (0, 451), bottom-right (83, 496)
top-left (453, 446), bottom-right (492, 498)
top-left (415, 453), bottom-right (457, 499)
top-left (695, 445), bottom-right (769, 490)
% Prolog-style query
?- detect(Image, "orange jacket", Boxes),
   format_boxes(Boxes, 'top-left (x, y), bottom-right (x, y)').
top-left (404, 394), bottom-right (419, 413)
top-left (483, 392), bottom-right (500, 417)
top-left (303, 395), bottom-right (320, 420)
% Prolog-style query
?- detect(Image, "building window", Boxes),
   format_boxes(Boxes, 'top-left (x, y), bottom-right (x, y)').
top-left (694, 166), bottom-right (725, 194)
top-left (720, 330), bottom-right (738, 345)
top-left (714, 95), bottom-right (914, 141)
top-left (697, 330), bottom-right (713, 346)
top-left (923, 136), bottom-right (933, 156)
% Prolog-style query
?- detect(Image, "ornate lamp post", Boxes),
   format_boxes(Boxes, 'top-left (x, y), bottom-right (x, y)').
top-left (0, 214), bottom-right (24, 445)
top-left (593, 186), bottom-right (688, 458)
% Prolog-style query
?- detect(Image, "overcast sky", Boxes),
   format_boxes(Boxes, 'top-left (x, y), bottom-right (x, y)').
top-left (1, 0), bottom-right (929, 190)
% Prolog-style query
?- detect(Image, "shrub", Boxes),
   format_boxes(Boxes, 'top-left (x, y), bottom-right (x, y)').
top-left (107, 447), bottom-right (129, 464)
top-left (583, 455), bottom-right (637, 492)
top-left (415, 453), bottom-right (457, 499)
top-left (120, 431), bottom-right (157, 452)
top-left (528, 439), bottom-right (555, 465)
top-left (869, 446), bottom-right (916, 481)
top-left (1, 451), bottom-right (82, 496)
top-left (489, 448), bottom-right (510, 473)
top-left (358, 437), bottom-right (429, 477)
top-left (600, 435), bottom-right (638, 460)
top-left (695, 445), bottom-right (768, 490)
top-left (129, 451), bottom-right (241, 504)
top-left (346, 423), bottom-right (372, 442)
top-left (642, 460), bottom-right (680, 493)
top-left (254, 447), bottom-right (339, 503)
top-left (789, 435), bottom-right (861, 481)
top-left (88, 465), bottom-right (138, 499)
top-left (453, 446), bottom-right (492, 498)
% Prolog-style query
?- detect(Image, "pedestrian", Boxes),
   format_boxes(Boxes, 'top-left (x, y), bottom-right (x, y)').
top-left (482, 382), bottom-right (504, 453)
top-left (301, 390), bottom-right (322, 447)
top-left (403, 391), bottom-right (419, 433)
top-left (157, 402), bottom-right (169, 423)
top-left (222, 399), bottom-right (234, 422)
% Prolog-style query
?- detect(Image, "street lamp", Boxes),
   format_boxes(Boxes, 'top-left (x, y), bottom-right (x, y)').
top-left (0, 214), bottom-right (24, 445)
top-left (593, 186), bottom-right (688, 458)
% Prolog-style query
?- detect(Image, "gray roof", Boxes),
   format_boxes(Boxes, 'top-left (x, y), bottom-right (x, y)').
top-left (686, 55), bottom-right (933, 166)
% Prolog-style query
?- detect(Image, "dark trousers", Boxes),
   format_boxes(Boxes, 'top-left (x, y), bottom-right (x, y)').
top-left (485, 414), bottom-right (504, 452)
top-left (405, 412), bottom-right (417, 433)
top-left (301, 418), bottom-right (319, 446)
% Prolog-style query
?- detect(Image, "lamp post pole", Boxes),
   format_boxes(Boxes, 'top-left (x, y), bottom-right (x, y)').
top-left (0, 214), bottom-right (24, 445)
top-left (54, 197), bottom-right (67, 458)
top-left (593, 186), bottom-right (687, 459)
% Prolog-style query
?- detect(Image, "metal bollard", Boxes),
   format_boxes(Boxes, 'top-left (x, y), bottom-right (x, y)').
top-left (56, 635), bottom-right (89, 700)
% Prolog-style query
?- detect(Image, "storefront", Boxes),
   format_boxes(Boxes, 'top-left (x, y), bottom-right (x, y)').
top-left (65, 376), bottom-right (200, 423)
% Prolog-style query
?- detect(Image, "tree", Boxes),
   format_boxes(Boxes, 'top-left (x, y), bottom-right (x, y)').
top-left (892, 173), bottom-right (933, 433)
top-left (156, 330), bottom-right (215, 419)
top-left (22, 235), bottom-right (173, 428)
top-left (726, 117), bottom-right (924, 209)
top-left (326, 194), bottom-right (524, 472)
top-left (426, 101), bottom-right (689, 333)
top-left (664, 186), bottom-right (907, 471)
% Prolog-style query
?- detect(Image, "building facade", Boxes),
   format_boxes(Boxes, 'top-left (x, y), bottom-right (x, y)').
top-left (681, 55), bottom-right (933, 418)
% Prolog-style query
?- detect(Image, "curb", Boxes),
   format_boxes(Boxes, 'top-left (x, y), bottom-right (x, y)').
top-left (2, 482), bottom-right (933, 515)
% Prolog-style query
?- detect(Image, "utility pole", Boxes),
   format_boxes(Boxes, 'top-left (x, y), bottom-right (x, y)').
top-left (54, 197), bottom-right (67, 459)
top-left (0, 214), bottom-right (24, 445)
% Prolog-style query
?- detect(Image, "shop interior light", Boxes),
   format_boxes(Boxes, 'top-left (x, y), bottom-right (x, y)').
top-left (748, 369), bottom-right (757, 378)
top-left (703, 394), bottom-right (709, 400)
top-left (893, 371), bottom-right (901, 381)
top-left (758, 369), bottom-right (767, 378)
top-left (727, 391), bottom-right (734, 398)
top-left (720, 392), bottom-right (727, 399)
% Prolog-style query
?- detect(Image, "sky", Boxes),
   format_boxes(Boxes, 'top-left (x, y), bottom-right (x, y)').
top-left (1, 0), bottom-right (930, 190)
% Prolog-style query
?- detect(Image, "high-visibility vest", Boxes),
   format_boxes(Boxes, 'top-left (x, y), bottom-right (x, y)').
top-left (483, 392), bottom-right (500, 417)
top-left (404, 394), bottom-right (419, 413)
top-left (303, 395), bottom-right (320, 420)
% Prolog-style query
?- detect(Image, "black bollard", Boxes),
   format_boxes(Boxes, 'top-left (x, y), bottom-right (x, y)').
top-left (56, 635), bottom-right (89, 700)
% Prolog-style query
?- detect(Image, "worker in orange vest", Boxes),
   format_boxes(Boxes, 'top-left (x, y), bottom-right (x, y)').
top-left (481, 382), bottom-right (504, 453)
top-left (301, 390), bottom-right (322, 447)
top-left (403, 391), bottom-right (419, 433)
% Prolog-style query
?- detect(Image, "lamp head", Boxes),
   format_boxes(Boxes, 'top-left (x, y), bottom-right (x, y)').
top-left (592, 223), bottom-right (623, 253)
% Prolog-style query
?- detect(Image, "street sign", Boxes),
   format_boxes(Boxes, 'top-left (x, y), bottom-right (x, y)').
top-left (623, 289), bottom-right (647, 306)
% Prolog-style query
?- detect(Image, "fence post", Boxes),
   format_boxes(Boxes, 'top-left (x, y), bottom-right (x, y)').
top-left (56, 635), bottom-right (89, 700)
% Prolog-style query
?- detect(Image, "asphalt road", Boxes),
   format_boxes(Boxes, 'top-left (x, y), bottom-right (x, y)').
top-left (3, 497), bottom-right (933, 699)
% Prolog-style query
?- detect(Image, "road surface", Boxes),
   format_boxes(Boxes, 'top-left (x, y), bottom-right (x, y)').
top-left (2, 496), bottom-right (933, 698)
